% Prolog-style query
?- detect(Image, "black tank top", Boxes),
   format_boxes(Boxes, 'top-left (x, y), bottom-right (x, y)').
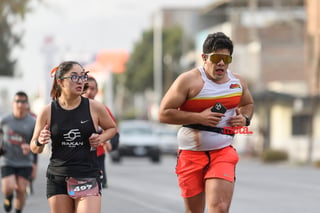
top-left (48, 97), bottom-right (99, 177)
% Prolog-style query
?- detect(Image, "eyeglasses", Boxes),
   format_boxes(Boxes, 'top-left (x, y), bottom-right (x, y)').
top-left (60, 74), bottom-right (88, 83)
top-left (15, 100), bottom-right (28, 104)
top-left (206, 53), bottom-right (232, 64)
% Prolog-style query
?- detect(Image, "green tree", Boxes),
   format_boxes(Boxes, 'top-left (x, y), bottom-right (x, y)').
top-left (115, 25), bottom-right (194, 119)
top-left (0, 0), bottom-right (38, 76)
top-left (162, 25), bottom-right (194, 92)
top-left (124, 29), bottom-right (154, 92)
top-left (122, 25), bottom-right (194, 94)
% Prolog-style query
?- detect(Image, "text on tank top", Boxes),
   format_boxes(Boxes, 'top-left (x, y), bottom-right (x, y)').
top-left (49, 96), bottom-right (99, 177)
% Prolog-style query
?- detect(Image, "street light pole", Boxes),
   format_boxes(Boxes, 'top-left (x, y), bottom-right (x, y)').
top-left (306, 0), bottom-right (320, 164)
top-left (153, 10), bottom-right (163, 106)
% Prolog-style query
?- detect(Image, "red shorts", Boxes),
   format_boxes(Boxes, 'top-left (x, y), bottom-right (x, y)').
top-left (175, 146), bottom-right (239, 198)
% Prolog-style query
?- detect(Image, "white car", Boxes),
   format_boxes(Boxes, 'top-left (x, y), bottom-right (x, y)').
top-left (110, 120), bottom-right (161, 163)
top-left (155, 124), bottom-right (178, 155)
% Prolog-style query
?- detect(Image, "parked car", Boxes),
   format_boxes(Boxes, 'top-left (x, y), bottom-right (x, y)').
top-left (110, 120), bottom-right (161, 163)
top-left (155, 124), bottom-right (178, 155)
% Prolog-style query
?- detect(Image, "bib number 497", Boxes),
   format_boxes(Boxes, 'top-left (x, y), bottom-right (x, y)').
top-left (73, 183), bottom-right (94, 192)
top-left (66, 177), bottom-right (99, 199)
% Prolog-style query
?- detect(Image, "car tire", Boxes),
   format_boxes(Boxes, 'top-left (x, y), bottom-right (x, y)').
top-left (150, 151), bottom-right (161, 163)
top-left (110, 151), bottom-right (121, 163)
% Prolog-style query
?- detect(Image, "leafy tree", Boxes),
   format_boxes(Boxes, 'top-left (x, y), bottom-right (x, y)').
top-left (162, 25), bottom-right (194, 92)
top-left (121, 25), bottom-right (194, 94)
top-left (114, 25), bottom-right (194, 119)
top-left (124, 29), bottom-right (154, 92)
top-left (0, 0), bottom-right (38, 76)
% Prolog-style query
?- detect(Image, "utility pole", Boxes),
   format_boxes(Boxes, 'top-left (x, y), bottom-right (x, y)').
top-left (153, 10), bottom-right (163, 107)
top-left (305, 0), bottom-right (320, 164)
top-left (41, 36), bottom-right (58, 104)
top-left (104, 69), bottom-right (114, 114)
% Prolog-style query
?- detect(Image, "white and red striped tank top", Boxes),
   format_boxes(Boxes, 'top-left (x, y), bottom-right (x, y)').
top-left (177, 67), bottom-right (243, 151)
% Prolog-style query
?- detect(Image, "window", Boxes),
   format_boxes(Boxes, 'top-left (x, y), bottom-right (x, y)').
top-left (292, 114), bottom-right (312, 136)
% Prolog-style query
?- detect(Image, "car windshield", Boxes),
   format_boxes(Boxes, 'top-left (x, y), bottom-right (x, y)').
top-left (121, 127), bottom-right (152, 135)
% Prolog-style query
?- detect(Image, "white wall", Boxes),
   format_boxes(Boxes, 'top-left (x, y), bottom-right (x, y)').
top-left (270, 104), bottom-right (292, 149)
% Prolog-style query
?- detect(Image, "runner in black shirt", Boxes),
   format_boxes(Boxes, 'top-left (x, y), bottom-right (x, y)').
top-left (30, 61), bottom-right (116, 213)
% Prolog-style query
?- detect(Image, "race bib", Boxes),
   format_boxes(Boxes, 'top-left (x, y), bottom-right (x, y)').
top-left (66, 177), bottom-right (99, 199)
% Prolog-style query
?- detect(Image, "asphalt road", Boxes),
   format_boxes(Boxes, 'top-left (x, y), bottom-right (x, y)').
top-left (1, 154), bottom-right (320, 213)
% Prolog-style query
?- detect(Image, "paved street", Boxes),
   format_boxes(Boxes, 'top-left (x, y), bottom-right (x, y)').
top-left (232, 158), bottom-right (320, 213)
top-left (1, 154), bottom-right (320, 213)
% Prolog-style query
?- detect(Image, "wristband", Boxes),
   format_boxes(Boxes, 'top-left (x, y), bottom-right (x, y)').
top-left (35, 139), bottom-right (43, 147)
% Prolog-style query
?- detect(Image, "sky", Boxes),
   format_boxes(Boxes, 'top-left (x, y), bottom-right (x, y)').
top-left (10, 0), bottom-right (211, 104)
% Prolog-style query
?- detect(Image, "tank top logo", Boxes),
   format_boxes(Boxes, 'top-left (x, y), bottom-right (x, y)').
top-left (8, 129), bottom-right (26, 145)
top-left (229, 83), bottom-right (241, 89)
top-left (62, 129), bottom-right (84, 147)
